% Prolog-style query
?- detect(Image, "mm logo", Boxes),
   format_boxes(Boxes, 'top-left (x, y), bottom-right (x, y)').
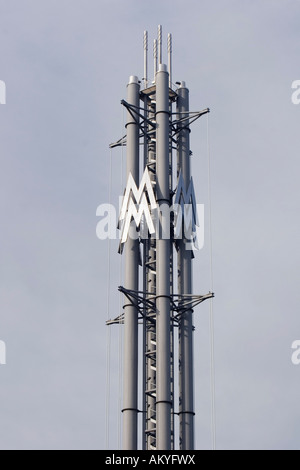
top-left (0, 340), bottom-right (6, 365)
top-left (96, 169), bottom-right (204, 251)
top-left (0, 80), bottom-right (6, 104)
top-left (119, 167), bottom-right (157, 245)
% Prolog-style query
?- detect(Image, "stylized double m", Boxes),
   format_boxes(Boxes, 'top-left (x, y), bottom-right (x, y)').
top-left (118, 168), bottom-right (204, 250)
top-left (119, 168), bottom-right (157, 244)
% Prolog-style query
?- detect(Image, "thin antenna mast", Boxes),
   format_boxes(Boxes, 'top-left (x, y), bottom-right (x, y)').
top-left (158, 25), bottom-right (162, 65)
top-left (153, 39), bottom-right (158, 79)
top-left (168, 33), bottom-right (172, 88)
top-left (144, 31), bottom-right (148, 89)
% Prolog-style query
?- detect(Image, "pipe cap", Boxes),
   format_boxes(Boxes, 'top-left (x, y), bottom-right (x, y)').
top-left (129, 75), bottom-right (139, 84)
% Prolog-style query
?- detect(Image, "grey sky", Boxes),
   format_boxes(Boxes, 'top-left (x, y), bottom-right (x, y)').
top-left (0, 0), bottom-right (299, 450)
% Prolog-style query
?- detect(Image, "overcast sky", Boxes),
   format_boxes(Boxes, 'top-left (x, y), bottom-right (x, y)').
top-left (0, 0), bottom-right (300, 450)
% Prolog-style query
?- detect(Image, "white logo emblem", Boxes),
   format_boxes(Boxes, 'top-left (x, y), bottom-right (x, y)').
top-left (119, 168), bottom-right (157, 245)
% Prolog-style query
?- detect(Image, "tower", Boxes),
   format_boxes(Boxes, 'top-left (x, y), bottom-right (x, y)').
top-left (107, 26), bottom-right (213, 451)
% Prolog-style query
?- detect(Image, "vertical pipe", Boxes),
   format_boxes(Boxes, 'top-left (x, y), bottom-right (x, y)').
top-left (158, 25), bottom-right (162, 65)
top-left (154, 40), bottom-right (158, 80)
top-left (168, 33), bottom-right (172, 89)
top-left (123, 75), bottom-right (140, 450)
top-left (144, 31), bottom-right (148, 89)
top-left (156, 64), bottom-right (171, 450)
top-left (177, 82), bottom-right (194, 450)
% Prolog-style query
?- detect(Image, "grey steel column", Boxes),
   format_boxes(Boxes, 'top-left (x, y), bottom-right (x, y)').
top-left (156, 64), bottom-right (171, 450)
top-left (123, 75), bottom-right (140, 450)
top-left (177, 83), bottom-right (194, 450)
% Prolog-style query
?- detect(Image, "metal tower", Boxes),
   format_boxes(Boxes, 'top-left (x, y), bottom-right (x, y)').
top-left (107, 26), bottom-right (214, 451)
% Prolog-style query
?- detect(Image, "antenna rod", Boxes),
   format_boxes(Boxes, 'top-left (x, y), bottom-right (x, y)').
top-left (158, 25), bottom-right (162, 65)
top-left (168, 33), bottom-right (172, 88)
top-left (144, 31), bottom-right (148, 89)
top-left (154, 39), bottom-right (158, 79)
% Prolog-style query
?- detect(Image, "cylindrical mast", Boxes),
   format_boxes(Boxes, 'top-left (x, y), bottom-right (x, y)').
top-left (156, 64), bottom-right (171, 450)
top-left (177, 82), bottom-right (194, 450)
top-left (122, 75), bottom-right (140, 450)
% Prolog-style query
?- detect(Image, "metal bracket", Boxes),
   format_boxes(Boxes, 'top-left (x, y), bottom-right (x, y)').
top-left (106, 289), bottom-right (214, 325)
top-left (109, 100), bottom-right (157, 149)
top-left (172, 292), bottom-right (214, 319)
top-left (170, 108), bottom-right (210, 138)
top-left (121, 100), bottom-right (156, 129)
